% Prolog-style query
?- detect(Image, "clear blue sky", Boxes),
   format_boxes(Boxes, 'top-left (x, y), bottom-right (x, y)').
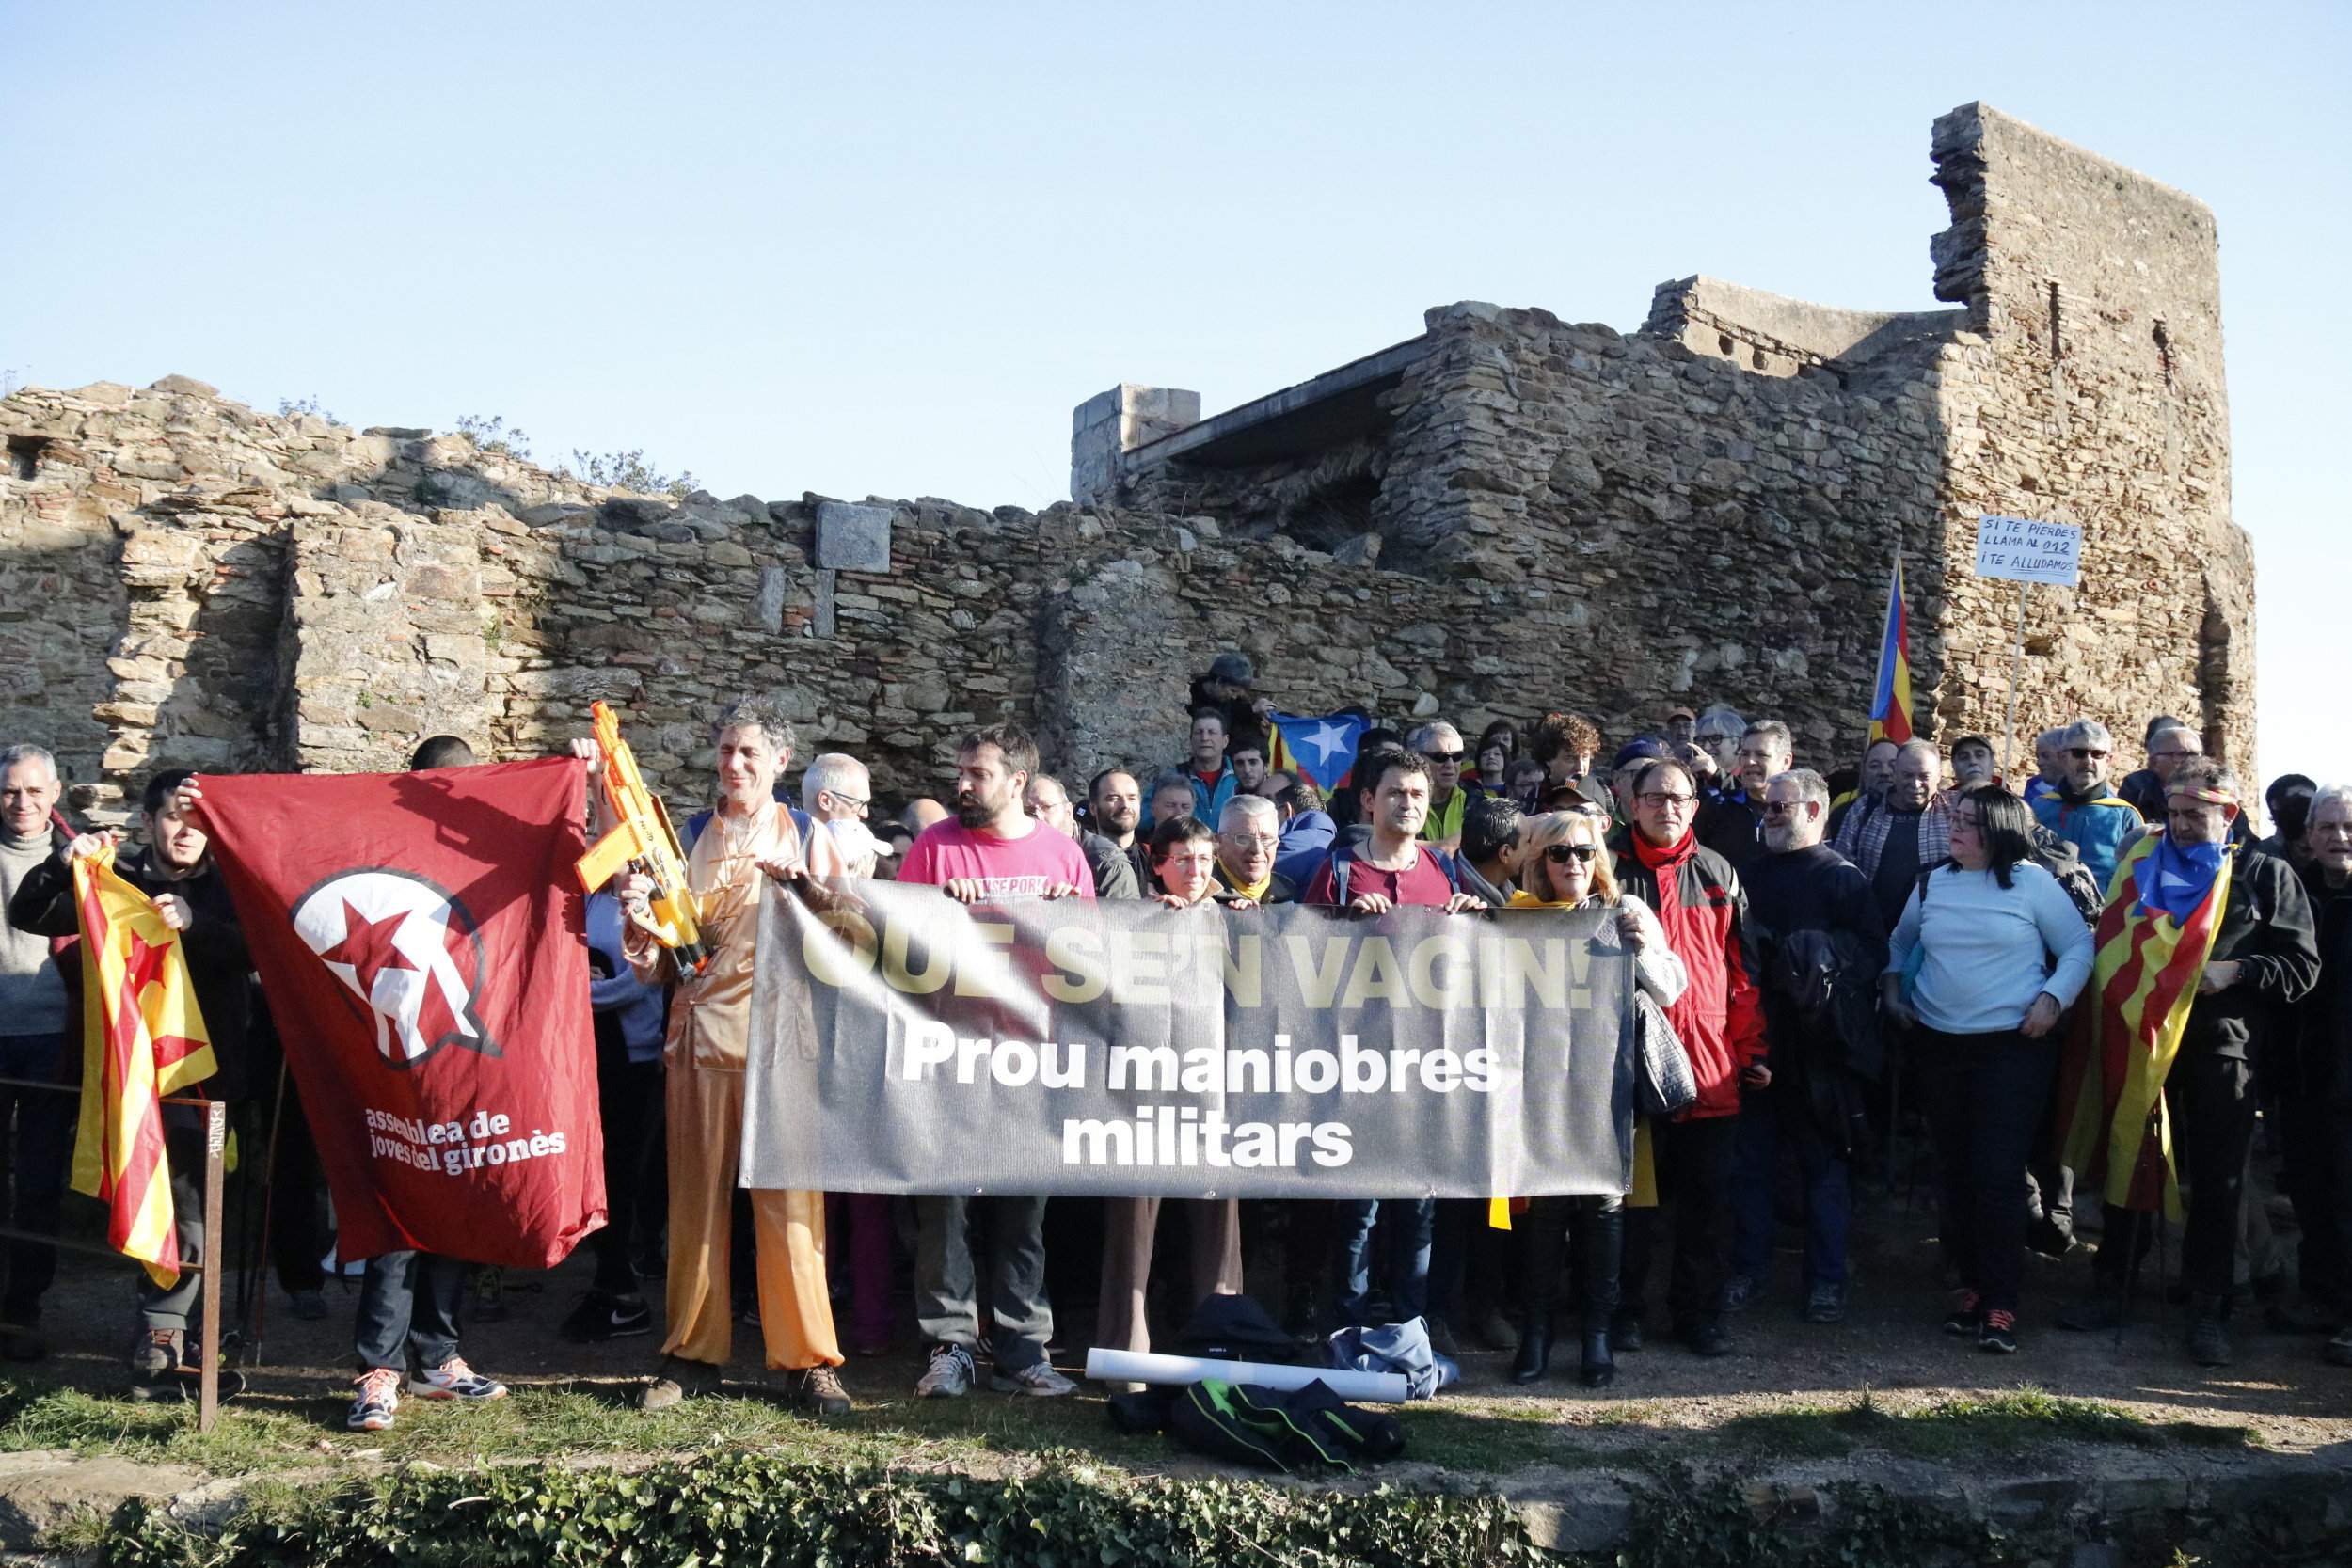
top-left (8, 3), bottom-right (2345, 787)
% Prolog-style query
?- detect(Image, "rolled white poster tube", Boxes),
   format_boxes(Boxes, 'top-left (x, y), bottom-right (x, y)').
top-left (1083, 1347), bottom-right (1411, 1404)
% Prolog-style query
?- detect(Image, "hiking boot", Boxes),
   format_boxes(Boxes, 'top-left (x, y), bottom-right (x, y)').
top-left (1473, 1306), bottom-right (1520, 1354)
top-left (776, 1364), bottom-right (852, 1418)
top-left (915, 1343), bottom-right (976, 1399)
top-left (562, 1290), bottom-right (654, 1343)
top-left (637, 1355), bottom-right (723, 1411)
top-left (130, 1327), bottom-right (183, 1381)
top-left (1607, 1310), bottom-right (1645, 1354)
top-left (2324, 1327), bottom-right (2352, 1368)
top-left (1979, 1308), bottom-right (2020, 1354)
top-left (1803, 1282), bottom-right (1846, 1325)
top-left (2057, 1292), bottom-right (2124, 1333)
top-left (1424, 1316), bottom-right (1462, 1356)
top-left (347, 1366), bottom-right (402, 1432)
top-left (1719, 1274), bottom-right (1756, 1314)
top-left (989, 1359), bottom-right (1076, 1397)
top-left (1678, 1317), bottom-right (1730, 1357)
top-left (288, 1290), bottom-right (328, 1323)
top-left (409, 1357), bottom-right (507, 1402)
top-left (2187, 1299), bottom-right (2233, 1368)
top-left (1942, 1290), bottom-right (1983, 1336)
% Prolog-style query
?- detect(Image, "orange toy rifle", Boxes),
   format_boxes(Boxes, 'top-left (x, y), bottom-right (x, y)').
top-left (576, 701), bottom-right (711, 976)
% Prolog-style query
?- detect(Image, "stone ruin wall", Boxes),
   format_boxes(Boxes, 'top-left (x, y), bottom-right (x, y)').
top-left (0, 103), bottom-right (2254, 819)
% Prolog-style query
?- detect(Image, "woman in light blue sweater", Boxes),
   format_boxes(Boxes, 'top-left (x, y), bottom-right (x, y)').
top-left (1882, 785), bottom-right (2094, 1354)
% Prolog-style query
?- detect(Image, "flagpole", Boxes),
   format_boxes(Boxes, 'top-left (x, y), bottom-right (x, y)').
top-left (2000, 581), bottom-right (2028, 780)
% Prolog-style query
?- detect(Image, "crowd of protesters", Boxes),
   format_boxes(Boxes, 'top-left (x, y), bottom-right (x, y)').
top-left (1, 652), bottom-right (2346, 1434)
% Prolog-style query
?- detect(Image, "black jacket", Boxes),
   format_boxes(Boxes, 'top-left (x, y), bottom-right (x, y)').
top-left (1696, 793), bottom-right (1768, 874)
top-left (2296, 862), bottom-right (2352, 1106)
top-left (9, 846), bottom-right (253, 1101)
top-left (1079, 831), bottom-right (1139, 900)
top-left (2180, 842), bottom-right (2319, 1063)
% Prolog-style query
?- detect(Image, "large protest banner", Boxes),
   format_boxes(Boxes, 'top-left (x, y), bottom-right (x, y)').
top-left (743, 879), bottom-right (1635, 1199)
top-left (198, 761), bottom-right (606, 1267)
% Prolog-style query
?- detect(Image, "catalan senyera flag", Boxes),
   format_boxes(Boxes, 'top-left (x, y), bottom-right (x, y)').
top-left (1866, 557), bottom-right (1915, 748)
top-left (71, 849), bottom-right (216, 1287)
top-left (2057, 836), bottom-right (2233, 1219)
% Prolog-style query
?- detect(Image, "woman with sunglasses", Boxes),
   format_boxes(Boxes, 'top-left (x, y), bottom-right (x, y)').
top-left (1505, 809), bottom-right (1687, 1386)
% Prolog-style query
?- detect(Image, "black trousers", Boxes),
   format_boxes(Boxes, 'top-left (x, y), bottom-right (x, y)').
top-left (1920, 1028), bottom-right (2050, 1317)
top-left (0, 1032), bottom-right (73, 1326)
top-left (1516, 1195), bottom-right (1622, 1328)
top-left (2090, 1050), bottom-right (2263, 1303)
top-left (1620, 1114), bottom-right (1737, 1327)
top-left (261, 1074), bottom-right (326, 1295)
top-left (585, 1041), bottom-right (662, 1297)
top-left (2275, 1037), bottom-right (2347, 1305)
top-left (1428, 1197), bottom-right (1517, 1324)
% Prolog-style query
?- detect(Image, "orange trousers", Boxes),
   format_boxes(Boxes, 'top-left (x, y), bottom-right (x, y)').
top-left (660, 1060), bottom-right (841, 1371)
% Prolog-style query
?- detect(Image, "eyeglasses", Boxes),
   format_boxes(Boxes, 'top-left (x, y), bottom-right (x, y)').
top-left (1759, 800), bottom-right (1811, 816)
top-left (1638, 792), bottom-right (1696, 810)
top-left (1220, 832), bottom-right (1279, 849)
top-left (830, 792), bottom-right (871, 816)
top-left (1426, 750), bottom-right (1465, 764)
top-left (1543, 843), bottom-right (1600, 864)
top-left (2068, 748), bottom-right (2108, 760)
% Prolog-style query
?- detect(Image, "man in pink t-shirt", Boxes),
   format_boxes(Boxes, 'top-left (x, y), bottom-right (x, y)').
top-left (895, 724), bottom-right (1089, 1400)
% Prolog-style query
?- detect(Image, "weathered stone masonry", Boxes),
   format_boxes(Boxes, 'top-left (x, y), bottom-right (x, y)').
top-left (0, 103), bottom-right (2252, 819)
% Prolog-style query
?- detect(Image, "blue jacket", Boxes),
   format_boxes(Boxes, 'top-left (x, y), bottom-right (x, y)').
top-left (1187, 765), bottom-right (1238, 827)
top-left (2031, 790), bottom-right (2145, 896)
top-left (1273, 809), bottom-right (1337, 888)
top-left (587, 891), bottom-right (668, 1064)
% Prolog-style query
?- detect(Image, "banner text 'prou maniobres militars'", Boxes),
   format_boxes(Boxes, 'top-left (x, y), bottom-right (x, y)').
top-left (743, 879), bottom-right (1636, 1201)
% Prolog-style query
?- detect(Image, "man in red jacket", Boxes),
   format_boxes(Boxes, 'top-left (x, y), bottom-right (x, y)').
top-left (1607, 758), bottom-right (1768, 1356)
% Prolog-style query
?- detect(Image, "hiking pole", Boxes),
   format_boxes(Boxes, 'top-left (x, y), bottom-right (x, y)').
top-left (244, 1058), bottom-right (290, 1367)
top-left (2113, 1207), bottom-right (2146, 1353)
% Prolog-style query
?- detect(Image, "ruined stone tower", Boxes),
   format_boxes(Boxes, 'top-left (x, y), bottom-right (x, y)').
top-left (0, 103), bottom-right (2251, 815)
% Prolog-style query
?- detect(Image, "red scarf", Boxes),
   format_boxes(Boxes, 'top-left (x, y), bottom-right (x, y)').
top-left (1629, 826), bottom-right (1697, 918)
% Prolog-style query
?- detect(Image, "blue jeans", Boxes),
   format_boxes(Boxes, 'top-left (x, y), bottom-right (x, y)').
top-left (1335, 1197), bottom-right (1435, 1325)
top-left (1730, 1085), bottom-right (1851, 1290)
top-left (355, 1252), bottom-right (469, 1373)
top-left (0, 1033), bottom-right (72, 1326)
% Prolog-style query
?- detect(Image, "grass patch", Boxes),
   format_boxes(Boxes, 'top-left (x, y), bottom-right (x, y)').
top-left (1707, 1386), bottom-right (2260, 1464)
top-left (1393, 1402), bottom-right (1596, 1472)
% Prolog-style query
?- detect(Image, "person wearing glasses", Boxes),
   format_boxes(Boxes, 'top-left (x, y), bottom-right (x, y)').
top-left (2116, 716), bottom-right (2190, 820)
top-left (1025, 773), bottom-right (1139, 901)
top-left (1094, 816), bottom-right (1246, 1366)
top-left (1607, 758), bottom-right (1767, 1357)
top-left (1726, 768), bottom-right (1886, 1325)
top-left (1211, 795), bottom-right (1296, 905)
top-left (2027, 719), bottom-right (2145, 894)
top-left (803, 752), bottom-right (893, 879)
top-left (1406, 721), bottom-right (1470, 852)
top-left (1507, 808), bottom-right (1687, 1386)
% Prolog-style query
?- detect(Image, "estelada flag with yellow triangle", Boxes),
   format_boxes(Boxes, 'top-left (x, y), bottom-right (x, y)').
top-left (2057, 834), bottom-right (2233, 1221)
top-left (70, 847), bottom-right (216, 1286)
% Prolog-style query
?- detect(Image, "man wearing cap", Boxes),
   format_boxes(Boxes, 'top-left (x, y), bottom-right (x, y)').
top-left (1607, 738), bottom-right (1672, 826)
top-left (2056, 762), bottom-right (2317, 1366)
top-left (1664, 707), bottom-right (1698, 749)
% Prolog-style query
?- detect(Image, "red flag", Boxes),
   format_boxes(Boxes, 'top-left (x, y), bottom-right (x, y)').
top-left (196, 760), bottom-right (604, 1267)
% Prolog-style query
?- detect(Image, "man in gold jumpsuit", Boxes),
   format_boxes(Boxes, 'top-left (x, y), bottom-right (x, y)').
top-left (619, 694), bottom-right (851, 1414)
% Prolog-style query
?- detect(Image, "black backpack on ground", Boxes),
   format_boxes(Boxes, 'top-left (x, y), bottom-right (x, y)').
top-left (1168, 1377), bottom-right (1406, 1473)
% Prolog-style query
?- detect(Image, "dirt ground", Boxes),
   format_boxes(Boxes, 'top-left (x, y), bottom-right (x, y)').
top-left (9, 1163), bottom-right (2348, 1467)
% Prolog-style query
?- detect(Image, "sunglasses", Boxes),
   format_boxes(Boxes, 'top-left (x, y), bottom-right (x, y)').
top-left (1543, 843), bottom-right (1600, 864)
top-left (2068, 748), bottom-right (2108, 759)
top-left (1426, 750), bottom-right (1465, 764)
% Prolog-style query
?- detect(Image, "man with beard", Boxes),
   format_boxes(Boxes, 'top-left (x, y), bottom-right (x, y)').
top-left (1088, 768), bottom-right (1147, 889)
top-left (898, 725), bottom-right (1090, 1398)
top-left (2057, 762), bottom-right (2316, 1366)
top-left (1698, 721), bottom-right (1791, 872)
top-left (1226, 732), bottom-right (1270, 799)
top-left (622, 699), bottom-right (852, 1417)
top-left (1725, 768), bottom-right (1884, 1323)
top-left (1304, 750), bottom-right (1486, 1332)
top-left (1026, 773), bottom-right (1136, 900)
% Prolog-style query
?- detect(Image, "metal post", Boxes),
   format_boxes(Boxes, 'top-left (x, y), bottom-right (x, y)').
top-left (199, 1100), bottom-right (227, 1433)
top-left (2000, 581), bottom-right (2028, 780)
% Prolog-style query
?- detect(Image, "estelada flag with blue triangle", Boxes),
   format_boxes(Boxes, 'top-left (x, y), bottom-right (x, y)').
top-left (1866, 555), bottom-right (1915, 747)
top-left (71, 847), bottom-right (217, 1287)
top-left (1266, 710), bottom-right (1369, 795)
